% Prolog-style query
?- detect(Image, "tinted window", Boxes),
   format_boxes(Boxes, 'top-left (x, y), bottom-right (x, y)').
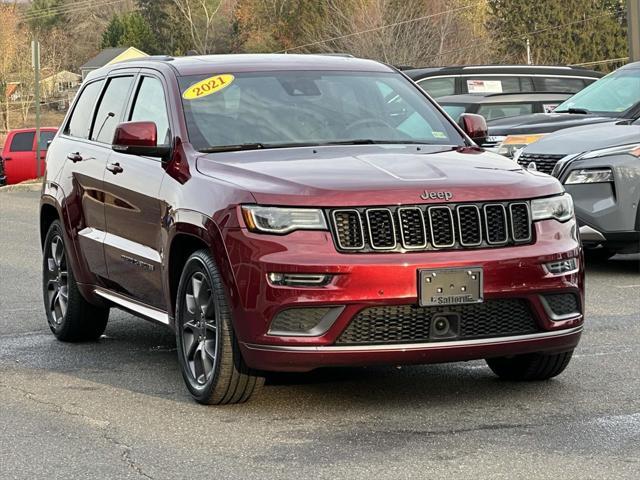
top-left (9, 132), bottom-right (35, 152)
top-left (130, 77), bottom-right (171, 146)
top-left (417, 77), bottom-right (456, 97)
top-left (66, 80), bottom-right (104, 139)
top-left (535, 77), bottom-right (586, 93)
top-left (440, 104), bottom-right (468, 121)
top-left (519, 77), bottom-right (534, 92)
top-left (477, 103), bottom-right (533, 120)
top-left (466, 77), bottom-right (521, 93)
top-left (40, 131), bottom-right (56, 150)
top-left (180, 71), bottom-right (464, 150)
top-left (92, 76), bottom-right (134, 144)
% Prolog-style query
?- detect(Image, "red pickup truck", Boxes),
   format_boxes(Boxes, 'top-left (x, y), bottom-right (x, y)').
top-left (0, 127), bottom-right (57, 185)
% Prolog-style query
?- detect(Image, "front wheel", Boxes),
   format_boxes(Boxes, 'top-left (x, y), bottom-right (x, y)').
top-left (486, 350), bottom-right (574, 381)
top-left (175, 250), bottom-right (264, 404)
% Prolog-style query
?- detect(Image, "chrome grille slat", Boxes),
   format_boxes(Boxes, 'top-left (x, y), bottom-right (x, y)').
top-left (517, 153), bottom-right (565, 175)
top-left (329, 202), bottom-right (532, 253)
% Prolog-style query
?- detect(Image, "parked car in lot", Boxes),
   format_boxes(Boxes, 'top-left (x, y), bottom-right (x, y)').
top-left (437, 92), bottom-right (572, 123)
top-left (514, 122), bottom-right (640, 258)
top-left (403, 65), bottom-right (601, 98)
top-left (0, 154), bottom-right (6, 186)
top-left (0, 128), bottom-right (57, 184)
top-left (489, 62), bottom-right (640, 156)
top-left (40, 54), bottom-right (584, 404)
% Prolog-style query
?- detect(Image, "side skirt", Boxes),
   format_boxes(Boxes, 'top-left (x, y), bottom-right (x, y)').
top-left (94, 287), bottom-right (170, 326)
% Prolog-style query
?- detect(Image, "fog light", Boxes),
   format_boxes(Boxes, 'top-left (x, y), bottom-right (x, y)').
top-left (268, 273), bottom-right (332, 287)
top-left (545, 258), bottom-right (578, 275)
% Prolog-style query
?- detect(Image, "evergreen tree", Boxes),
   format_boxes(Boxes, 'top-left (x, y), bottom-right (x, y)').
top-left (486, 0), bottom-right (627, 69)
top-left (101, 12), bottom-right (158, 54)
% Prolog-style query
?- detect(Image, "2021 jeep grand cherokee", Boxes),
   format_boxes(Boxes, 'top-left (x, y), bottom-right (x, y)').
top-left (40, 54), bottom-right (584, 404)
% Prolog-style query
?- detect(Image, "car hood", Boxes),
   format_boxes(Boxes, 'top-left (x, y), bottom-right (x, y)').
top-left (196, 145), bottom-right (562, 206)
top-left (521, 123), bottom-right (640, 156)
top-left (487, 112), bottom-right (618, 136)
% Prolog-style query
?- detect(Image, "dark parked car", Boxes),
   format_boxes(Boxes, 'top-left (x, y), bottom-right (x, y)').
top-left (404, 65), bottom-right (601, 98)
top-left (489, 62), bottom-right (640, 156)
top-left (515, 122), bottom-right (640, 258)
top-left (40, 54), bottom-right (584, 404)
top-left (438, 92), bottom-right (572, 123)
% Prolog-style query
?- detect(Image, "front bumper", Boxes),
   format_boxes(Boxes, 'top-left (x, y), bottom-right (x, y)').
top-left (224, 218), bottom-right (584, 372)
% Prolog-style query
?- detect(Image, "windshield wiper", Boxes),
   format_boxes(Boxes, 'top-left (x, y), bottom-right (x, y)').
top-left (199, 142), bottom-right (326, 153)
top-left (322, 139), bottom-right (438, 146)
top-left (554, 107), bottom-right (591, 114)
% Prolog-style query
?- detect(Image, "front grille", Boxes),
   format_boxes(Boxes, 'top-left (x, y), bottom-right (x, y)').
top-left (336, 299), bottom-right (538, 345)
top-left (517, 153), bottom-right (565, 175)
top-left (329, 201), bottom-right (532, 253)
top-left (544, 293), bottom-right (580, 317)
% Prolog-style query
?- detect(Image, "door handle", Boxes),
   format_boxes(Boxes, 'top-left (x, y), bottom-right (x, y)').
top-left (106, 162), bottom-right (123, 174)
top-left (67, 152), bottom-right (83, 163)
top-left (3, 156), bottom-right (11, 161)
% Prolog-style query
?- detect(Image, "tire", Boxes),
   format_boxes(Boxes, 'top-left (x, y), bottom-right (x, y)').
top-left (486, 350), bottom-right (574, 381)
top-left (175, 249), bottom-right (264, 404)
top-left (42, 220), bottom-right (109, 342)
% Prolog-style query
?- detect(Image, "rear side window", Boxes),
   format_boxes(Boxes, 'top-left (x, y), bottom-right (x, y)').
top-left (129, 77), bottom-right (171, 146)
top-left (9, 132), bottom-right (35, 152)
top-left (477, 103), bottom-right (533, 120)
top-left (534, 77), bottom-right (587, 93)
top-left (66, 80), bottom-right (104, 139)
top-left (417, 77), bottom-right (456, 98)
top-left (40, 131), bottom-right (56, 150)
top-left (92, 76), bottom-right (134, 144)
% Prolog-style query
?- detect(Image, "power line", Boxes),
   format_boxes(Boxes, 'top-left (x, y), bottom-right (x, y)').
top-left (570, 57), bottom-right (629, 67)
top-left (277, 1), bottom-right (486, 53)
top-left (20, 0), bottom-right (131, 22)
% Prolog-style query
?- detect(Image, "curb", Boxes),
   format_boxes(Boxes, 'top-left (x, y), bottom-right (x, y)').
top-left (0, 182), bottom-right (43, 193)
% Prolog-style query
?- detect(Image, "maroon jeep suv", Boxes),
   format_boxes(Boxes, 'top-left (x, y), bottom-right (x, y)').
top-left (40, 54), bottom-right (584, 404)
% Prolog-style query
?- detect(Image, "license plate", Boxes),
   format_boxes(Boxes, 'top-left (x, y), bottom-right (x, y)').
top-left (419, 267), bottom-right (483, 307)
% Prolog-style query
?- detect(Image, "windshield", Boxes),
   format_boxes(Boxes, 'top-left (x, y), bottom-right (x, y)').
top-left (554, 68), bottom-right (640, 116)
top-left (178, 71), bottom-right (465, 151)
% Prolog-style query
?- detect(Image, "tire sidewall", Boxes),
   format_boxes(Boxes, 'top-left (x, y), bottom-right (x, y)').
top-left (42, 220), bottom-right (68, 336)
top-left (175, 253), bottom-right (225, 400)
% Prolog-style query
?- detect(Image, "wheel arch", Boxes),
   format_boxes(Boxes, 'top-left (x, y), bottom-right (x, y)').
top-left (165, 211), bottom-right (239, 328)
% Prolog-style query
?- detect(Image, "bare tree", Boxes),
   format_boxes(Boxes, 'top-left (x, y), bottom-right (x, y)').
top-left (0, 5), bottom-right (19, 133)
top-left (170, 0), bottom-right (225, 54)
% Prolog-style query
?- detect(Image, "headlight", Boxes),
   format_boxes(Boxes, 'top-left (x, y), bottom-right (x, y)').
top-left (565, 168), bottom-right (613, 184)
top-left (531, 193), bottom-right (574, 222)
top-left (241, 206), bottom-right (327, 234)
top-left (497, 134), bottom-right (546, 158)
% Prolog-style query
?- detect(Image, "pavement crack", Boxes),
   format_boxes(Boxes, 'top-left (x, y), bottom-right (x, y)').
top-left (102, 433), bottom-right (154, 479)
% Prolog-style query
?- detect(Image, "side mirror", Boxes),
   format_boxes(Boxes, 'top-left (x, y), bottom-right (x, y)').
top-left (458, 113), bottom-right (488, 146)
top-left (112, 121), bottom-right (171, 160)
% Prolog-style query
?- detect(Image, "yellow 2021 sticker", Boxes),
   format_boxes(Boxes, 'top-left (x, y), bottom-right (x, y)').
top-left (183, 74), bottom-right (234, 100)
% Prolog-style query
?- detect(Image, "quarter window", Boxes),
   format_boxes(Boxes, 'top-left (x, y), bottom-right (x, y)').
top-left (9, 132), bottom-right (35, 152)
top-left (130, 77), bottom-right (171, 146)
top-left (66, 80), bottom-right (104, 139)
top-left (92, 76), bottom-right (134, 144)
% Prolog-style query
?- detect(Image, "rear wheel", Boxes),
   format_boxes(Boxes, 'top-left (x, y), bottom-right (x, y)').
top-left (42, 220), bottom-right (109, 341)
top-left (175, 250), bottom-right (264, 404)
top-left (486, 350), bottom-right (573, 381)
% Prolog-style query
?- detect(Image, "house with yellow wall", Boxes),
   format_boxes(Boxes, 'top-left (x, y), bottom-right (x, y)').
top-left (79, 47), bottom-right (148, 80)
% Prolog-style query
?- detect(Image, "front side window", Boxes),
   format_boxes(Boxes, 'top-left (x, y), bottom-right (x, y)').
top-left (417, 77), bottom-right (456, 98)
top-left (440, 104), bottom-right (468, 122)
top-left (477, 103), bottom-right (534, 120)
top-left (66, 80), bottom-right (104, 139)
top-left (9, 132), bottom-right (35, 152)
top-left (179, 71), bottom-right (464, 151)
top-left (534, 77), bottom-right (586, 93)
top-left (92, 76), bottom-right (134, 144)
top-left (555, 69), bottom-right (640, 116)
top-left (130, 77), bottom-right (171, 146)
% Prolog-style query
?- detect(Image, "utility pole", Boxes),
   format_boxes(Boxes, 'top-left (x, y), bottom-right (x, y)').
top-left (526, 38), bottom-right (532, 65)
top-left (32, 37), bottom-right (41, 178)
top-left (629, 0), bottom-right (640, 62)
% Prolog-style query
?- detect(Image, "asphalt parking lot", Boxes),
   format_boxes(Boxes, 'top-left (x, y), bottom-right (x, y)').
top-left (0, 189), bottom-right (638, 480)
